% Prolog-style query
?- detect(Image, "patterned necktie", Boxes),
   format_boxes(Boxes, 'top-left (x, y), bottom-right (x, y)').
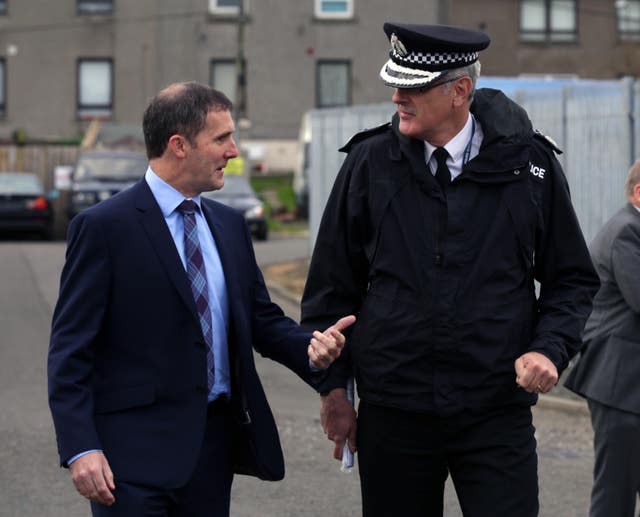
top-left (433, 147), bottom-right (451, 191)
top-left (178, 199), bottom-right (214, 391)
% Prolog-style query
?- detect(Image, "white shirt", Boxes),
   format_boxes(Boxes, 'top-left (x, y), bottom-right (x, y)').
top-left (424, 113), bottom-right (484, 181)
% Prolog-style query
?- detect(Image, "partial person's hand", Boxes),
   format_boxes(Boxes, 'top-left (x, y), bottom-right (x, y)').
top-left (69, 451), bottom-right (116, 506)
top-left (308, 315), bottom-right (356, 370)
top-left (515, 351), bottom-right (559, 394)
top-left (321, 387), bottom-right (357, 460)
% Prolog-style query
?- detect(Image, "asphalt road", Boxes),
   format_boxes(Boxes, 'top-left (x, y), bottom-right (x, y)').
top-left (0, 237), bottom-right (596, 516)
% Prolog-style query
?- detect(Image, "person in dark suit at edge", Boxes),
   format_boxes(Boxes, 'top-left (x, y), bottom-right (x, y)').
top-left (565, 160), bottom-right (640, 517)
top-left (48, 81), bottom-right (355, 516)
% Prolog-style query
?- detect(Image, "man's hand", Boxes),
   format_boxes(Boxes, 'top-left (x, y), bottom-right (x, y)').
top-left (321, 388), bottom-right (357, 460)
top-left (308, 315), bottom-right (356, 370)
top-left (69, 451), bottom-right (116, 506)
top-left (515, 351), bottom-right (559, 394)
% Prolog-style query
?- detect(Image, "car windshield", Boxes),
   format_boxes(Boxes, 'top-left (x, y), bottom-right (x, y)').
top-left (74, 154), bottom-right (147, 181)
top-left (208, 175), bottom-right (255, 197)
top-left (0, 172), bottom-right (43, 194)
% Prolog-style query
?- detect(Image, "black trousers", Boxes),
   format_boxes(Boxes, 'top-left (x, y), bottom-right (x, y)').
top-left (588, 400), bottom-right (640, 517)
top-left (91, 399), bottom-right (234, 517)
top-left (357, 401), bottom-right (538, 517)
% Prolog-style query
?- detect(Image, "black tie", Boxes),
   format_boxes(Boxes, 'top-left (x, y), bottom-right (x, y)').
top-left (433, 147), bottom-right (451, 191)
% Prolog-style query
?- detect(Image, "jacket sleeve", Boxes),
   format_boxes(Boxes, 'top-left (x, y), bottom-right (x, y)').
top-left (238, 218), bottom-right (321, 388)
top-left (528, 147), bottom-right (600, 373)
top-left (301, 150), bottom-right (370, 394)
top-left (48, 212), bottom-right (110, 466)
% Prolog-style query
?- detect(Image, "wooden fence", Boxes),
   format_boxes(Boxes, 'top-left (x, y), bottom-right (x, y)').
top-left (0, 145), bottom-right (79, 189)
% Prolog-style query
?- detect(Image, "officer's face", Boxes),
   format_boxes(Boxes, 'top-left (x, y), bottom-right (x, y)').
top-left (392, 81), bottom-right (460, 145)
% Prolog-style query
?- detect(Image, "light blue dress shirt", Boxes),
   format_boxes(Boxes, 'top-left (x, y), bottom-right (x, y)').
top-left (145, 167), bottom-right (231, 402)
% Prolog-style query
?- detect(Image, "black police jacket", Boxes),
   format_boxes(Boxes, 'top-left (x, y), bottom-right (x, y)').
top-left (301, 88), bottom-right (599, 415)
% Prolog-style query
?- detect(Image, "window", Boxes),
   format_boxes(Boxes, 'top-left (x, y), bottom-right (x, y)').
top-left (316, 61), bottom-right (350, 108)
top-left (209, 0), bottom-right (240, 15)
top-left (78, 0), bottom-right (113, 15)
top-left (210, 59), bottom-right (240, 105)
top-left (315, 0), bottom-right (354, 19)
top-left (520, 0), bottom-right (577, 42)
top-left (77, 59), bottom-right (113, 118)
top-left (0, 59), bottom-right (5, 117)
top-left (0, 1), bottom-right (7, 15)
top-left (617, 0), bottom-right (640, 41)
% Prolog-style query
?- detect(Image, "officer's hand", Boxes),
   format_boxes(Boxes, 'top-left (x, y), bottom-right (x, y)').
top-left (308, 315), bottom-right (356, 370)
top-left (515, 351), bottom-right (558, 394)
top-left (321, 388), bottom-right (357, 460)
top-left (69, 451), bottom-right (116, 506)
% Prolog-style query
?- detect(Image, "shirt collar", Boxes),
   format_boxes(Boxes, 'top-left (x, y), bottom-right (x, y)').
top-left (145, 166), bottom-right (202, 216)
top-left (425, 113), bottom-right (474, 165)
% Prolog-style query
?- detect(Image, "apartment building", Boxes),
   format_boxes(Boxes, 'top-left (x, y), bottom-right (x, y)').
top-left (449, 0), bottom-right (640, 79)
top-left (1, 1), bottom-right (638, 170)
top-left (0, 0), bottom-right (439, 168)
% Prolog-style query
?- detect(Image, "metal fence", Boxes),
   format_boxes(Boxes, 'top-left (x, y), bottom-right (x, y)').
top-left (306, 78), bottom-right (639, 250)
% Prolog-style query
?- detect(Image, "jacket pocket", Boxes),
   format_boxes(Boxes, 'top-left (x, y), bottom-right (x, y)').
top-left (94, 384), bottom-right (156, 414)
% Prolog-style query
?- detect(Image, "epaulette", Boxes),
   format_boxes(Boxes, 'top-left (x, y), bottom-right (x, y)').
top-left (533, 129), bottom-right (563, 155)
top-left (339, 122), bottom-right (391, 153)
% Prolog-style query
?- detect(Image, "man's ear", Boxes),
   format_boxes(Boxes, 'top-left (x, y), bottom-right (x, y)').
top-left (167, 134), bottom-right (188, 159)
top-left (453, 76), bottom-right (473, 107)
top-left (633, 182), bottom-right (640, 206)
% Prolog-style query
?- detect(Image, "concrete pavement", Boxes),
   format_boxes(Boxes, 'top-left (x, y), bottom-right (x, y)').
top-left (0, 239), bottom-right (596, 516)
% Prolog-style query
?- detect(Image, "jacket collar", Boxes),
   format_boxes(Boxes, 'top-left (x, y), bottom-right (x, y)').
top-left (391, 88), bottom-right (534, 176)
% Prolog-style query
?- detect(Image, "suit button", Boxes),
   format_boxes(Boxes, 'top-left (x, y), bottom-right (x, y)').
top-left (195, 340), bottom-right (205, 349)
top-left (434, 253), bottom-right (443, 265)
top-left (196, 384), bottom-right (207, 393)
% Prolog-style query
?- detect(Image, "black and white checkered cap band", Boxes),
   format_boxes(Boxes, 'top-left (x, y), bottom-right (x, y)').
top-left (393, 49), bottom-right (479, 68)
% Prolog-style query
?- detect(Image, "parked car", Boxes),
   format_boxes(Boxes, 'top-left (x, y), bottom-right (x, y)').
top-left (68, 149), bottom-right (147, 220)
top-left (0, 172), bottom-right (54, 239)
top-left (202, 174), bottom-right (268, 241)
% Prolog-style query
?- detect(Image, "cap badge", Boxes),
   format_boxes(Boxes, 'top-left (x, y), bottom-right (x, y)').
top-left (390, 33), bottom-right (408, 57)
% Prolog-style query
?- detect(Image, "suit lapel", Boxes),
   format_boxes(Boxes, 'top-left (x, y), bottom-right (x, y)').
top-left (133, 180), bottom-right (199, 323)
top-left (200, 200), bottom-right (243, 310)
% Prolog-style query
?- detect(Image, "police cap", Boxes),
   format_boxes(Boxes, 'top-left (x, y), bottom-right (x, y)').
top-left (379, 22), bottom-right (490, 89)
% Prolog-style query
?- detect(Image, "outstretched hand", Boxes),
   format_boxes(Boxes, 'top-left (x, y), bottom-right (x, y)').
top-left (308, 315), bottom-right (356, 370)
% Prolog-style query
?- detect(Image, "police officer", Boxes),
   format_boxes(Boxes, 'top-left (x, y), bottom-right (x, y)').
top-left (301, 22), bottom-right (599, 516)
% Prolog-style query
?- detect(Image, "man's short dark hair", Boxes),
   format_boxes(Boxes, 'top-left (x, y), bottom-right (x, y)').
top-left (143, 82), bottom-right (233, 159)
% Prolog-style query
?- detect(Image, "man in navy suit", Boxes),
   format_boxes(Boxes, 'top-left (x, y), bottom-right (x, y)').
top-left (48, 82), bottom-right (354, 516)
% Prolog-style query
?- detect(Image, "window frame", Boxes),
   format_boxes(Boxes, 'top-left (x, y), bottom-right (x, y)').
top-left (77, 58), bottom-right (114, 119)
top-left (0, 59), bottom-right (6, 118)
top-left (519, 0), bottom-right (578, 43)
top-left (208, 0), bottom-right (243, 16)
top-left (314, 0), bottom-right (354, 20)
top-left (617, 0), bottom-right (640, 41)
top-left (315, 59), bottom-right (351, 108)
top-left (209, 58), bottom-right (244, 108)
top-left (77, 0), bottom-right (114, 15)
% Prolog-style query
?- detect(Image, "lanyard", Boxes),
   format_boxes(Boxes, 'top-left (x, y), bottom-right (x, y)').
top-left (462, 116), bottom-right (476, 166)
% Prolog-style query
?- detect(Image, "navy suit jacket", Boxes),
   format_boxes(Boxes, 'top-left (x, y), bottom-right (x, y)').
top-left (48, 179), bottom-right (316, 487)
